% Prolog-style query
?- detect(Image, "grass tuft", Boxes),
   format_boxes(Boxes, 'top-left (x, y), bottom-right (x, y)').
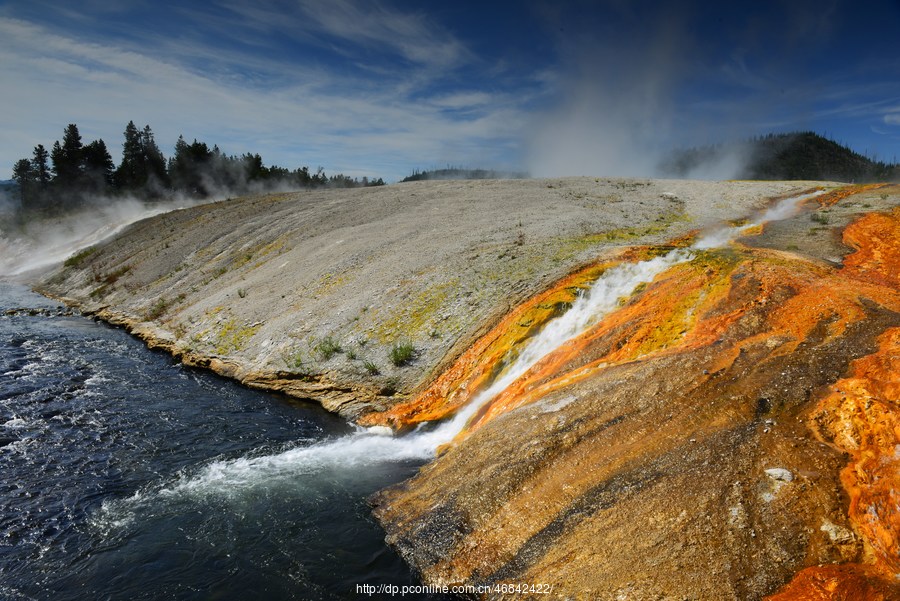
top-left (146, 297), bottom-right (171, 320)
top-left (389, 341), bottom-right (415, 366)
top-left (315, 336), bottom-right (343, 361)
top-left (64, 247), bottom-right (96, 268)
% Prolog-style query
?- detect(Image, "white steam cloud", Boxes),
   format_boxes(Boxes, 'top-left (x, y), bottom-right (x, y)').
top-left (525, 3), bottom-right (751, 180)
top-left (0, 196), bottom-right (206, 280)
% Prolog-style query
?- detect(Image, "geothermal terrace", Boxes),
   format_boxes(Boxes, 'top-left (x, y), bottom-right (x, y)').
top-left (37, 178), bottom-right (900, 599)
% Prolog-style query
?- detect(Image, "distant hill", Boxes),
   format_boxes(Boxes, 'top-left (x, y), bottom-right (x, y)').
top-left (401, 168), bottom-right (528, 182)
top-left (662, 132), bottom-right (899, 182)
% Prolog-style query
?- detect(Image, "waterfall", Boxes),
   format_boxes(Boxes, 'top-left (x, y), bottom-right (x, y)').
top-left (110, 189), bottom-right (823, 500)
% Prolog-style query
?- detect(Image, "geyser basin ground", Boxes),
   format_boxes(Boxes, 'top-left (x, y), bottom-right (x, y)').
top-left (33, 178), bottom-right (900, 599)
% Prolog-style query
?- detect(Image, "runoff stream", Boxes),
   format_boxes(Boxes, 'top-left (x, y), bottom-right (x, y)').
top-left (0, 190), bottom-right (821, 599)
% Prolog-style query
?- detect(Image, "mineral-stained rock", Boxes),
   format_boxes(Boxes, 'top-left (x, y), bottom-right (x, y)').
top-left (372, 200), bottom-right (900, 599)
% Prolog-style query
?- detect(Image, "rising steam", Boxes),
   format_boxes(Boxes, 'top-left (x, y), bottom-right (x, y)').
top-left (525, 2), bottom-right (754, 180)
top-left (0, 196), bottom-right (207, 279)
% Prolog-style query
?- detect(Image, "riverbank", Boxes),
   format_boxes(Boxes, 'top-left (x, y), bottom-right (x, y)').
top-left (35, 178), bottom-right (819, 419)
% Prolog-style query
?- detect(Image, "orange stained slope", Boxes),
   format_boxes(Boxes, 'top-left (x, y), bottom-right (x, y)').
top-left (456, 203), bottom-right (900, 597)
top-left (766, 328), bottom-right (900, 599)
top-left (814, 183), bottom-right (890, 208)
top-left (437, 203), bottom-right (900, 437)
top-left (359, 247), bottom-right (666, 429)
top-left (482, 209), bottom-right (900, 599)
top-left (766, 208), bottom-right (900, 600)
top-left (365, 197), bottom-right (900, 597)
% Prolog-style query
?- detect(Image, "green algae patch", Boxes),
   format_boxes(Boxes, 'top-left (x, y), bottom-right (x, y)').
top-left (369, 279), bottom-right (458, 344)
top-left (64, 246), bottom-right (96, 268)
top-left (552, 210), bottom-right (691, 262)
top-left (214, 317), bottom-right (260, 354)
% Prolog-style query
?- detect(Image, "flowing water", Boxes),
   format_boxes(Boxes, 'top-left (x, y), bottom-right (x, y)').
top-left (0, 190), bottom-right (821, 599)
top-left (0, 284), bottom-right (444, 600)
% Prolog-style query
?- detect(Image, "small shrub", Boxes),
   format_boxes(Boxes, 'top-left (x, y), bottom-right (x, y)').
top-left (811, 211), bottom-right (830, 225)
top-left (281, 349), bottom-right (306, 370)
top-left (146, 297), bottom-right (170, 320)
top-left (237, 288), bottom-right (247, 298)
top-left (346, 349), bottom-right (357, 360)
top-left (363, 360), bottom-right (380, 375)
top-left (390, 341), bottom-right (415, 366)
top-left (102, 264), bottom-right (131, 285)
top-left (315, 336), bottom-right (343, 361)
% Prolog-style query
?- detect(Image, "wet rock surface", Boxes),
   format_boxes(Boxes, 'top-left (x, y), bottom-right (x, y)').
top-left (371, 185), bottom-right (900, 599)
top-left (35, 179), bottom-right (900, 599)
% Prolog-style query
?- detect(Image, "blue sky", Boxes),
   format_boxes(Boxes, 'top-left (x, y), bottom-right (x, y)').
top-left (2, 0), bottom-right (899, 181)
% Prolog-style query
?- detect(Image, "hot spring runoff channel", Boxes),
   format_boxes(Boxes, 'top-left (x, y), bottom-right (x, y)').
top-left (0, 283), bottom-right (449, 601)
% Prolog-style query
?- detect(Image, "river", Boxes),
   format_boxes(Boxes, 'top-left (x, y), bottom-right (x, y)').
top-left (0, 282), bottom-right (442, 600)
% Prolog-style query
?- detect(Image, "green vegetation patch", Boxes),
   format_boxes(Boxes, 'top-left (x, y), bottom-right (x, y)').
top-left (64, 246), bottom-right (96, 268)
top-left (314, 336), bottom-right (343, 361)
top-left (97, 264), bottom-right (131, 285)
top-left (214, 318), bottom-right (260, 354)
top-left (145, 297), bottom-right (172, 320)
top-left (389, 341), bottom-right (416, 366)
top-left (370, 279), bottom-right (457, 343)
top-left (553, 210), bottom-right (690, 262)
top-left (811, 211), bottom-right (830, 225)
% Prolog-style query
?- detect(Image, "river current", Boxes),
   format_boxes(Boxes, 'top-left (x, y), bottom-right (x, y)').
top-left (0, 282), bottom-right (441, 600)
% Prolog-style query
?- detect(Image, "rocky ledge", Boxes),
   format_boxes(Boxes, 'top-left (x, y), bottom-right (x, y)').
top-left (35, 178), bottom-right (900, 599)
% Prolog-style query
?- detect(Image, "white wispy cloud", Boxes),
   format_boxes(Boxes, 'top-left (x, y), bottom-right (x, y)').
top-left (298, 0), bottom-right (471, 69)
top-left (429, 92), bottom-right (494, 110)
top-left (0, 6), bottom-right (534, 181)
top-left (218, 0), bottom-right (471, 72)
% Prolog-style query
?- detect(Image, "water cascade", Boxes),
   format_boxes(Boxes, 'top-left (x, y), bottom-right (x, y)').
top-left (111, 189), bottom-right (824, 505)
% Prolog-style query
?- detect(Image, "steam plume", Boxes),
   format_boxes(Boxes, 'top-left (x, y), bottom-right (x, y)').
top-left (0, 196), bottom-right (206, 279)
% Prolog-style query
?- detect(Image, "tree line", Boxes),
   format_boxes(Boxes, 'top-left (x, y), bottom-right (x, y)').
top-left (11, 121), bottom-right (384, 215)
top-left (401, 166), bottom-right (527, 182)
top-left (659, 131), bottom-right (900, 182)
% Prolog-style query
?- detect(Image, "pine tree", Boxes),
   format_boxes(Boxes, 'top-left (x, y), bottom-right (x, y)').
top-left (141, 125), bottom-right (168, 190)
top-left (170, 136), bottom-right (212, 195)
top-left (82, 139), bottom-right (115, 193)
top-left (12, 159), bottom-right (36, 206)
top-left (51, 124), bottom-right (84, 187)
top-left (32, 144), bottom-right (50, 187)
top-left (115, 120), bottom-right (145, 191)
